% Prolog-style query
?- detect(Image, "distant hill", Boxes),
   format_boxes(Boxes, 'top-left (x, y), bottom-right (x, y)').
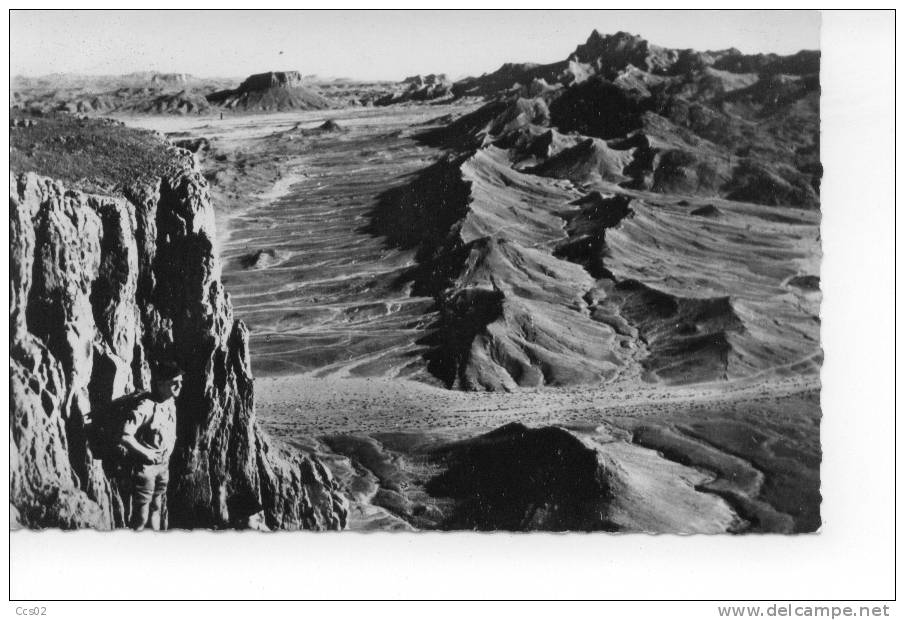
top-left (206, 71), bottom-right (331, 112)
top-left (10, 72), bottom-right (233, 115)
top-left (9, 70), bottom-right (338, 115)
top-left (452, 30), bottom-right (819, 100)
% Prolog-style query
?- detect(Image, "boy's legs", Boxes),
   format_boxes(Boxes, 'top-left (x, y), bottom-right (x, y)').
top-left (148, 467), bottom-right (169, 531)
top-left (130, 465), bottom-right (156, 530)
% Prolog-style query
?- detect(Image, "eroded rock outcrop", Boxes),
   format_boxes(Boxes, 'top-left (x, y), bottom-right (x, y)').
top-left (376, 74), bottom-right (453, 106)
top-left (444, 30), bottom-right (820, 209)
top-left (10, 142), bottom-right (348, 530)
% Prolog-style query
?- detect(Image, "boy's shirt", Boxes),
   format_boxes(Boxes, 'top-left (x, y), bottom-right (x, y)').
top-left (122, 399), bottom-right (177, 465)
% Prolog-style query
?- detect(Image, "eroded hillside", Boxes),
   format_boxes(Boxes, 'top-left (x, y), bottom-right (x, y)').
top-left (361, 32), bottom-right (821, 390)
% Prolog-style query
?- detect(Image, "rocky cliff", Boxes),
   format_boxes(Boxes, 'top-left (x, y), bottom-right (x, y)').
top-left (9, 115), bottom-right (348, 530)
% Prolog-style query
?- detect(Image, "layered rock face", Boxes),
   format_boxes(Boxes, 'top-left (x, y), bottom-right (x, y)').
top-left (238, 71), bottom-right (305, 91)
top-left (10, 141), bottom-right (347, 530)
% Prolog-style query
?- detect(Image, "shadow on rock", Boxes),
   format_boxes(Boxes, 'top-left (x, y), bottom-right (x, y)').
top-left (426, 422), bottom-right (615, 531)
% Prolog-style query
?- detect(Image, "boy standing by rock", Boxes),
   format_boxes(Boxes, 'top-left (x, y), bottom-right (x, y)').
top-left (120, 362), bottom-right (182, 531)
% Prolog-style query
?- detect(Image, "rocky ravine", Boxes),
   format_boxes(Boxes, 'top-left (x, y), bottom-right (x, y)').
top-left (9, 116), bottom-right (347, 530)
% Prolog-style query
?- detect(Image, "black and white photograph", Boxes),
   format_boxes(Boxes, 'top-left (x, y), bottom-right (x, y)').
top-left (7, 8), bottom-right (896, 606)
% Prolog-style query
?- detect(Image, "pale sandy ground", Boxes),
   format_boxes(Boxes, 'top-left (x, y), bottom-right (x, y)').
top-left (256, 373), bottom-right (813, 437)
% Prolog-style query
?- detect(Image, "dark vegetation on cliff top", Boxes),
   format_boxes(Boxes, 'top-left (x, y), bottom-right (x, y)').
top-left (10, 111), bottom-right (174, 193)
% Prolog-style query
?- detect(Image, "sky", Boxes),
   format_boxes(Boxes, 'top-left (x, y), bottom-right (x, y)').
top-left (11, 10), bottom-right (820, 82)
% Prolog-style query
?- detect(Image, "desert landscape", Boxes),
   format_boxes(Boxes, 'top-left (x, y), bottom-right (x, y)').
top-left (11, 27), bottom-right (822, 533)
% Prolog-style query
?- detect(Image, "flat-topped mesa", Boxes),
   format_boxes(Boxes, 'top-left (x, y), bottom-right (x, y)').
top-left (238, 70), bottom-right (305, 92)
top-left (150, 72), bottom-right (190, 85)
top-left (207, 70), bottom-right (330, 111)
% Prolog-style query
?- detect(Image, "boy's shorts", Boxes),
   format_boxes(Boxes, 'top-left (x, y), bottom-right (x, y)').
top-left (132, 463), bottom-right (169, 507)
